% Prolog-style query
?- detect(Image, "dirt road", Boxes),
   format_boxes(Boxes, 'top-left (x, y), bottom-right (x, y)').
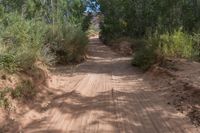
top-left (21, 37), bottom-right (199, 133)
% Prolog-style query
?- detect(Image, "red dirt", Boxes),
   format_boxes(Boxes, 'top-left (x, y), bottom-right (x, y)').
top-left (147, 59), bottom-right (200, 127)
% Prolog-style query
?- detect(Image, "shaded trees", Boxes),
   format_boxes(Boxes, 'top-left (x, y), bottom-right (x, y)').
top-left (98, 0), bottom-right (200, 70)
top-left (99, 0), bottom-right (200, 42)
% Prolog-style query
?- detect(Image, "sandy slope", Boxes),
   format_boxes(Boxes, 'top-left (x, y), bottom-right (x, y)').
top-left (13, 36), bottom-right (199, 133)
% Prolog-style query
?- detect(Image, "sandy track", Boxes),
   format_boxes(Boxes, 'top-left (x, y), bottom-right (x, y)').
top-left (22, 37), bottom-right (199, 133)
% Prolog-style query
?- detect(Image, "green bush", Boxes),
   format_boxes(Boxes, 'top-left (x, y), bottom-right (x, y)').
top-left (0, 12), bottom-right (88, 72)
top-left (46, 23), bottom-right (88, 63)
top-left (39, 46), bottom-right (56, 65)
top-left (132, 30), bottom-right (195, 71)
top-left (192, 33), bottom-right (200, 61)
top-left (0, 53), bottom-right (17, 73)
top-left (0, 13), bottom-right (54, 72)
top-left (0, 81), bottom-right (35, 108)
top-left (132, 40), bottom-right (158, 71)
top-left (159, 29), bottom-right (193, 58)
top-left (82, 14), bottom-right (92, 32)
top-left (11, 80), bottom-right (36, 99)
top-left (99, 0), bottom-right (200, 42)
top-left (0, 88), bottom-right (11, 108)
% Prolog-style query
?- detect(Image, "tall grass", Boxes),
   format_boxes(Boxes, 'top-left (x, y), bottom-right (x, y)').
top-left (158, 30), bottom-right (193, 58)
top-left (132, 30), bottom-right (197, 70)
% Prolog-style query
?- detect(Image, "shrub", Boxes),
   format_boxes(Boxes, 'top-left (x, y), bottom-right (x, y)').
top-left (0, 12), bottom-right (88, 72)
top-left (39, 46), bottom-right (56, 66)
top-left (159, 29), bottom-right (193, 58)
top-left (0, 87), bottom-right (12, 108)
top-left (0, 13), bottom-right (53, 72)
top-left (82, 14), bottom-right (92, 32)
top-left (46, 23), bottom-right (88, 64)
top-left (0, 81), bottom-right (35, 108)
top-left (132, 30), bottom-right (195, 71)
top-left (0, 53), bottom-right (17, 73)
top-left (11, 80), bottom-right (36, 99)
top-left (132, 40), bottom-right (158, 71)
top-left (192, 33), bottom-right (200, 61)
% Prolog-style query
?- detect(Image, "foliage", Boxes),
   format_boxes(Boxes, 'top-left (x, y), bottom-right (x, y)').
top-left (0, 0), bottom-right (90, 72)
top-left (0, 88), bottom-right (11, 108)
top-left (192, 33), bottom-right (200, 61)
top-left (99, 0), bottom-right (200, 70)
top-left (46, 23), bottom-right (88, 63)
top-left (132, 40), bottom-right (158, 71)
top-left (0, 81), bottom-right (35, 108)
top-left (132, 30), bottom-right (195, 70)
top-left (11, 80), bottom-right (36, 99)
top-left (39, 46), bottom-right (56, 66)
top-left (87, 15), bottom-right (100, 37)
top-left (82, 13), bottom-right (92, 32)
top-left (0, 54), bottom-right (17, 73)
top-left (0, 13), bottom-right (48, 72)
top-left (99, 0), bottom-right (200, 42)
top-left (158, 30), bottom-right (193, 58)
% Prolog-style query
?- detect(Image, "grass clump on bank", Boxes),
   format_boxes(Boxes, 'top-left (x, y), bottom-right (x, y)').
top-left (192, 33), bottom-right (200, 61)
top-left (11, 80), bottom-right (36, 100)
top-left (132, 30), bottom-right (200, 71)
top-left (0, 80), bottom-right (36, 109)
top-left (0, 88), bottom-right (11, 108)
top-left (132, 40), bottom-right (158, 71)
